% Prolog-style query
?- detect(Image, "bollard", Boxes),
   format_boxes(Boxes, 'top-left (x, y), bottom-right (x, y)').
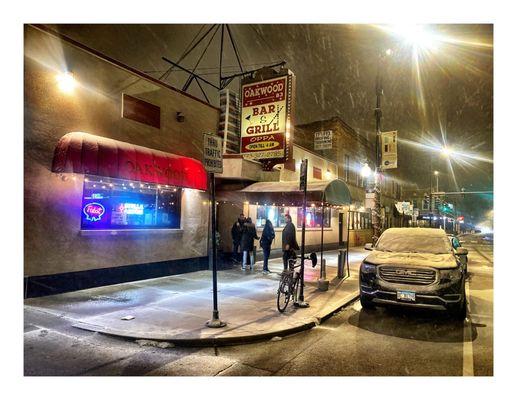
top-left (337, 250), bottom-right (346, 279)
top-left (317, 258), bottom-right (329, 291)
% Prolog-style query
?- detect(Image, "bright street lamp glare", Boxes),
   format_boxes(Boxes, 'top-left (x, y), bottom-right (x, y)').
top-left (434, 170), bottom-right (439, 175)
top-left (385, 48), bottom-right (392, 56)
top-left (56, 72), bottom-right (77, 94)
top-left (441, 146), bottom-right (452, 157)
top-left (360, 163), bottom-right (372, 178)
top-left (386, 24), bottom-right (441, 51)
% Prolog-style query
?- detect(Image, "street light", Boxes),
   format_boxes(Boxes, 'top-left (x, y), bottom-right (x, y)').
top-left (441, 146), bottom-right (452, 157)
top-left (56, 71), bottom-right (77, 94)
top-left (361, 163), bottom-right (372, 178)
top-left (384, 24), bottom-right (442, 53)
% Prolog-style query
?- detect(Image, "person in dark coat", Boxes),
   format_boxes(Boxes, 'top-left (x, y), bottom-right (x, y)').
top-left (231, 213), bottom-right (245, 262)
top-left (281, 214), bottom-right (299, 270)
top-left (259, 219), bottom-right (276, 274)
top-left (241, 217), bottom-right (259, 270)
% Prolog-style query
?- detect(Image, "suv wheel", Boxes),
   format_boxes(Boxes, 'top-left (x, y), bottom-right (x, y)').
top-left (360, 294), bottom-right (375, 310)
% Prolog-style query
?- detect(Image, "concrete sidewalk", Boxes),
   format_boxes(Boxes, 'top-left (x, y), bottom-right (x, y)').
top-left (25, 248), bottom-right (368, 346)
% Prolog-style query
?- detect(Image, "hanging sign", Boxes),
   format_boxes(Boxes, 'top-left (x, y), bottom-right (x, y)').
top-left (314, 130), bottom-right (333, 150)
top-left (299, 159), bottom-right (308, 191)
top-left (395, 201), bottom-right (413, 214)
top-left (203, 133), bottom-right (223, 173)
top-left (381, 130), bottom-right (398, 170)
top-left (240, 75), bottom-right (290, 160)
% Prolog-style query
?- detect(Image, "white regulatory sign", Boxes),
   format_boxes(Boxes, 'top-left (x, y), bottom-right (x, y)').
top-left (203, 133), bottom-right (223, 173)
top-left (314, 130), bottom-right (333, 150)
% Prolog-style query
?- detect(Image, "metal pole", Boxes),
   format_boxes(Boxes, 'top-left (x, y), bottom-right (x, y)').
top-left (317, 201), bottom-right (329, 291)
top-left (372, 52), bottom-right (383, 244)
top-left (429, 154), bottom-right (433, 228)
top-left (320, 202), bottom-right (324, 271)
top-left (206, 172), bottom-right (226, 328)
top-left (296, 159), bottom-right (309, 307)
top-left (346, 210), bottom-right (350, 276)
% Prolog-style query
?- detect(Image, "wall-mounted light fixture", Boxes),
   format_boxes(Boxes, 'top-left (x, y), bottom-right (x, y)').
top-left (176, 112), bottom-right (185, 122)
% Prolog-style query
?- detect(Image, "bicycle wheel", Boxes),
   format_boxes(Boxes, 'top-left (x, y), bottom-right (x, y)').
top-left (277, 273), bottom-right (292, 313)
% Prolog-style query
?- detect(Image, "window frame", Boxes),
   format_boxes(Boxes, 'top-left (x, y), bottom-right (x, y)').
top-left (81, 175), bottom-right (182, 231)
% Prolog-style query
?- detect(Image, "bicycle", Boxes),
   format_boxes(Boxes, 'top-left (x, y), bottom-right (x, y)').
top-left (277, 252), bottom-right (318, 313)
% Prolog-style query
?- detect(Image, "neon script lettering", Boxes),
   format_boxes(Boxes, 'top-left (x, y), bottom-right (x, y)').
top-left (83, 202), bottom-right (105, 222)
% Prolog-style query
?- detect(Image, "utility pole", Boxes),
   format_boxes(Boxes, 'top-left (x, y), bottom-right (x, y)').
top-left (372, 52), bottom-right (384, 244)
top-left (296, 159), bottom-right (309, 308)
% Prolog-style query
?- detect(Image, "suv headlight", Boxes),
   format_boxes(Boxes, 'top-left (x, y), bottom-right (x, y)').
top-left (439, 267), bottom-right (463, 282)
top-left (360, 262), bottom-right (377, 274)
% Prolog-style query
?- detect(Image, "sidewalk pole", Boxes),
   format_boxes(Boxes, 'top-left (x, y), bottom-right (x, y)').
top-left (206, 172), bottom-right (226, 328)
top-left (296, 159), bottom-right (309, 307)
top-left (317, 201), bottom-right (329, 291)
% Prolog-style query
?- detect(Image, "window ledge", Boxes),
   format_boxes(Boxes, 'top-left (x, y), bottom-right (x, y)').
top-left (80, 228), bottom-right (184, 236)
top-left (297, 227), bottom-right (333, 231)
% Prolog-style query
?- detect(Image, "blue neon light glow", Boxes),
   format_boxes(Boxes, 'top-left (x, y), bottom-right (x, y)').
top-left (83, 202), bottom-right (106, 222)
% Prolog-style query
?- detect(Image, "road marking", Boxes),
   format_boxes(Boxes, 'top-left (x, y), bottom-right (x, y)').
top-left (463, 279), bottom-right (474, 376)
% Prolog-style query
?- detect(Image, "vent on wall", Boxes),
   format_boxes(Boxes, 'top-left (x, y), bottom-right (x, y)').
top-left (122, 93), bottom-right (161, 129)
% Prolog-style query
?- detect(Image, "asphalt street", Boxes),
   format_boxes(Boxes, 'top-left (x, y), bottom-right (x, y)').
top-left (24, 233), bottom-right (493, 376)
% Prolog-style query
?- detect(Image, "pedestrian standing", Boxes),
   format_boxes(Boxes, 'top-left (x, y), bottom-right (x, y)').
top-left (260, 219), bottom-right (276, 274)
top-left (231, 213), bottom-right (245, 263)
top-left (241, 217), bottom-right (259, 271)
top-left (281, 214), bottom-right (299, 270)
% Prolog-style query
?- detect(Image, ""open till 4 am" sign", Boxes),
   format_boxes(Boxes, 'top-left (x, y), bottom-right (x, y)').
top-left (240, 76), bottom-right (289, 160)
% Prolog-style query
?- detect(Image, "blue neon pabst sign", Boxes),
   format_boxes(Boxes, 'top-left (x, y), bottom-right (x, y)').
top-left (83, 202), bottom-right (106, 222)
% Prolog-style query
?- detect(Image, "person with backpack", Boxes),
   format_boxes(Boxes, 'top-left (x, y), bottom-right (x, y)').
top-left (281, 213), bottom-right (299, 270)
top-left (259, 219), bottom-right (276, 274)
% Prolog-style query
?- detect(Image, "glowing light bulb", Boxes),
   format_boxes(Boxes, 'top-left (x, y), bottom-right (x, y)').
top-left (56, 72), bottom-right (77, 94)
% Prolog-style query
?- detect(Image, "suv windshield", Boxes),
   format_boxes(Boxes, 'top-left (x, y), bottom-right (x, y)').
top-left (375, 231), bottom-right (452, 254)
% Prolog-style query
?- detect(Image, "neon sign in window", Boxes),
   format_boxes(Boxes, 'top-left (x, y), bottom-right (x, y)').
top-left (297, 207), bottom-right (331, 228)
top-left (81, 176), bottom-right (181, 230)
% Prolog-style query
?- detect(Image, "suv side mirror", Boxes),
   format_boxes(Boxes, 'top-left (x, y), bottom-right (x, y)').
top-left (456, 247), bottom-right (468, 256)
top-left (364, 243), bottom-right (373, 251)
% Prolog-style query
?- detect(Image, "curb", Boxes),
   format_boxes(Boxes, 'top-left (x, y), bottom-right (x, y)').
top-left (73, 291), bottom-right (360, 347)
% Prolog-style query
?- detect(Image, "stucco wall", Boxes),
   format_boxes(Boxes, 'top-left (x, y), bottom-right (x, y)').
top-left (24, 26), bottom-right (219, 277)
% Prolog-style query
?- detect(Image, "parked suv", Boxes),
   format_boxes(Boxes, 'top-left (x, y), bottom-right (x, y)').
top-left (359, 228), bottom-right (468, 319)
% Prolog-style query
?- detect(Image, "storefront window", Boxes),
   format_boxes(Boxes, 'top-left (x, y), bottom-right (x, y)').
top-left (81, 176), bottom-right (181, 230)
top-left (296, 207), bottom-right (331, 228)
top-left (256, 206), bottom-right (289, 228)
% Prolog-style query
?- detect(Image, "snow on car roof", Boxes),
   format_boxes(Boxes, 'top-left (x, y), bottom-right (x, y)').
top-left (382, 228), bottom-right (447, 237)
top-left (376, 228), bottom-right (452, 254)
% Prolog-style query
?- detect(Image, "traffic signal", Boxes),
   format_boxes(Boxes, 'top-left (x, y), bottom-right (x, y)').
top-left (423, 193), bottom-right (430, 210)
top-left (435, 196), bottom-right (442, 212)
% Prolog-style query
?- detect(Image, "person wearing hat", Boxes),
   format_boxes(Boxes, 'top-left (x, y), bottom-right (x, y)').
top-left (281, 213), bottom-right (299, 270)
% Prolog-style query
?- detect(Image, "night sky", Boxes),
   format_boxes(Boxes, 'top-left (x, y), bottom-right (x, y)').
top-left (53, 24), bottom-right (493, 223)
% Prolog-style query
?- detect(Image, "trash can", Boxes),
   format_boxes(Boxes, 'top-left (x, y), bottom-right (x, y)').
top-left (337, 249), bottom-right (347, 278)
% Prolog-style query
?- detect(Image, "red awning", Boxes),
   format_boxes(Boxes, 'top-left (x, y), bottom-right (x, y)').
top-left (51, 132), bottom-right (207, 191)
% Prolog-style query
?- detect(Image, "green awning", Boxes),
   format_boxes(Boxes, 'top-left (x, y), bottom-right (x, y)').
top-left (321, 179), bottom-right (353, 205)
top-left (230, 179), bottom-right (352, 206)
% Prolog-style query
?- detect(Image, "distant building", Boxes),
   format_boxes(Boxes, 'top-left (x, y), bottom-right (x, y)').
top-left (216, 115), bottom-right (404, 255)
top-left (218, 89), bottom-right (241, 154)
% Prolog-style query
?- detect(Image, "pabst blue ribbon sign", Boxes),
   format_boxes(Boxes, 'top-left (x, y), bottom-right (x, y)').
top-left (240, 76), bottom-right (290, 160)
top-left (83, 202), bottom-right (106, 222)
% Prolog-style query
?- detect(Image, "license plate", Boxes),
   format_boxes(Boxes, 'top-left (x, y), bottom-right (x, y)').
top-left (397, 290), bottom-right (416, 302)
